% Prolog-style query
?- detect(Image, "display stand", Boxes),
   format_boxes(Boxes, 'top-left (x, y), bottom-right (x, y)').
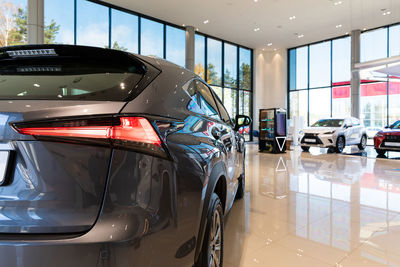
top-left (259, 108), bottom-right (287, 153)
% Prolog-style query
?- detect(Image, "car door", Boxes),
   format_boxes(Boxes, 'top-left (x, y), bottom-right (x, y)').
top-left (195, 81), bottom-right (238, 207)
top-left (211, 89), bottom-right (243, 194)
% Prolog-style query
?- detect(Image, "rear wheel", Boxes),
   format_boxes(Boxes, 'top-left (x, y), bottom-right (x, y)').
top-left (336, 136), bottom-right (345, 153)
top-left (301, 146), bottom-right (310, 152)
top-left (358, 135), bottom-right (367, 150)
top-left (200, 193), bottom-right (223, 267)
top-left (376, 149), bottom-right (386, 156)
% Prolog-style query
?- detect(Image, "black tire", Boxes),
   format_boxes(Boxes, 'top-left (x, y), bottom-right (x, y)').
top-left (376, 149), bottom-right (386, 156)
top-left (301, 146), bottom-right (310, 152)
top-left (199, 193), bottom-right (224, 267)
top-left (236, 163), bottom-right (245, 200)
top-left (336, 136), bottom-right (345, 153)
top-left (358, 135), bottom-right (367, 150)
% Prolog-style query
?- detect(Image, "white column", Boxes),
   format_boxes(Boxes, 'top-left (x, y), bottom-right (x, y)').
top-left (351, 30), bottom-right (361, 119)
top-left (27, 0), bottom-right (44, 44)
top-left (185, 26), bottom-right (195, 72)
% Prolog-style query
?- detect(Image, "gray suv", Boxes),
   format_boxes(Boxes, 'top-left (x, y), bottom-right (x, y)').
top-left (299, 117), bottom-right (367, 153)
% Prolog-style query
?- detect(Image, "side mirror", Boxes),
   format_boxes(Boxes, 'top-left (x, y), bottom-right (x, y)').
top-left (385, 125), bottom-right (390, 129)
top-left (344, 124), bottom-right (353, 129)
top-left (234, 115), bottom-right (252, 131)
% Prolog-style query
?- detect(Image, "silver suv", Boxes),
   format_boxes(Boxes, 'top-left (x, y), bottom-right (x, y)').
top-left (299, 117), bottom-right (367, 153)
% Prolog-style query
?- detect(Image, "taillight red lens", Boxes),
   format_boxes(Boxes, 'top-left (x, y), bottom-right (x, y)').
top-left (14, 117), bottom-right (161, 147)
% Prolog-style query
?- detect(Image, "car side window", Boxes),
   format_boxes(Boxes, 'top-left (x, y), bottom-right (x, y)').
top-left (195, 80), bottom-right (220, 120)
top-left (213, 91), bottom-right (233, 126)
top-left (182, 80), bottom-right (202, 114)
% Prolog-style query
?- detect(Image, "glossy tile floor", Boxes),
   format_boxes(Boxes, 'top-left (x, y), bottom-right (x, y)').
top-left (224, 144), bottom-right (400, 267)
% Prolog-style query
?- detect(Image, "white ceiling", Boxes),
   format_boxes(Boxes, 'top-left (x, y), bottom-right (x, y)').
top-left (103, 0), bottom-right (400, 50)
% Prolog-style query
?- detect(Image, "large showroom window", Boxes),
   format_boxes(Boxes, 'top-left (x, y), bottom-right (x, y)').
top-left (289, 37), bottom-right (350, 126)
top-left (360, 25), bottom-right (400, 127)
top-left (44, 0), bottom-right (74, 44)
top-left (140, 18), bottom-right (164, 58)
top-left (111, 9), bottom-right (138, 53)
top-left (289, 23), bottom-right (399, 128)
top-left (195, 34), bottom-right (253, 140)
top-left (76, 0), bottom-right (109, 48)
top-left (0, 0), bottom-right (28, 47)
top-left (166, 26), bottom-right (185, 67)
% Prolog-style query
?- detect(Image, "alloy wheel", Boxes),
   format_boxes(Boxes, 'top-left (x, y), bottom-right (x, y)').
top-left (209, 209), bottom-right (222, 267)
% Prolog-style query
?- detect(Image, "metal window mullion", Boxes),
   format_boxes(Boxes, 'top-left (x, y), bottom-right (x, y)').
top-left (387, 26), bottom-right (390, 125)
top-left (250, 48), bottom-right (254, 141)
top-left (236, 45), bottom-right (240, 116)
top-left (138, 17), bottom-right (141, 54)
top-left (307, 45), bottom-right (310, 126)
top-left (108, 7), bottom-right (112, 49)
top-left (330, 40), bottom-right (333, 117)
top-left (74, 0), bottom-right (77, 45)
top-left (222, 41), bottom-right (225, 103)
top-left (205, 37), bottom-right (208, 83)
top-left (163, 24), bottom-right (166, 59)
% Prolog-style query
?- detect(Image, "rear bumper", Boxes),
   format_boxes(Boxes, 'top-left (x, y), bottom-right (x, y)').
top-left (0, 149), bottom-right (198, 267)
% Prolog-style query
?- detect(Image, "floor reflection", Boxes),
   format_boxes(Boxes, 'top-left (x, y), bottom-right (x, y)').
top-left (224, 144), bottom-right (400, 267)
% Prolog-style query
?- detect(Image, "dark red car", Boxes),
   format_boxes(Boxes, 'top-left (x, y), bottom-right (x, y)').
top-left (374, 120), bottom-right (400, 156)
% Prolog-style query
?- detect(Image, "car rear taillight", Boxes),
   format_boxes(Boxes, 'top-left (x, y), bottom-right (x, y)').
top-left (12, 117), bottom-right (166, 158)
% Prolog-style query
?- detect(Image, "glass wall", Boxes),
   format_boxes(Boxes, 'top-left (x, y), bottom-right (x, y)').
top-left (76, 0), bottom-right (109, 48)
top-left (289, 24), bottom-right (400, 129)
top-left (289, 36), bottom-right (351, 127)
top-left (0, 0), bottom-right (28, 47)
top-left (195, 35), bottom-right (253, 139)
top-left (359, 25), bottom-right (400, 127)
top-left (43, 0), bottom-right (187, 66)
top-left (111, 9), bottom-right (138, 53)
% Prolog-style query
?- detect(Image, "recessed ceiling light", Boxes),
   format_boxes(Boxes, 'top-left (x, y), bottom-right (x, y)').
top-left (345, 32), bottom-right (349, 35)
top-left (289, 16), bottom-right (296, 20)
top-left (182, 24), bottom-right (186, 27)
top-left (254, 0), bottom-right (258, 2)
top-left (267, 43), bottom-right (272, 46)
top-left (254, 27), bottom-right (260, 32)
top-left (274, 48), bottom-right (277, 51)
top-left (203, 20), bottom-right (209, 24)
top-left (334, 1), bottom-right (343, 6)
top-left (382, 11), bottom-right (391, 16)
top-left (196, 28), bottom-right (199, 31)
top-left (335, 24), bottom-right (342, 28)
top-left (297, 34), bottom-right (304, 38)
top-left (363, 28), bottom-right (366, 31)
top-left (262, 48), bottom-right (265, 51)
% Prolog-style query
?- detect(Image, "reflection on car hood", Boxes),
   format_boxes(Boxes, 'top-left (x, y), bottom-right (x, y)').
top-left (303, 127), bottom-right (339, 134)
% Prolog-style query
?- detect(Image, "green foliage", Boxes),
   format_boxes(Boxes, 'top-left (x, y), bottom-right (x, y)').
top-left (45, 19), bottom-right (60, 44)
top-left (111, 41), bottom-right (128, 52)
top-left (1, 3), bottom-right (60, 46)
top-left (8, 7), bottom-right (26, 45)
top-left (240, 63), bottom-right (251, 90)
top-left (207, 63), bottom-right (220, 85)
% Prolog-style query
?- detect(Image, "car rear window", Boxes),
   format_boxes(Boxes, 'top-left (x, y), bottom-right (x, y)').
top-left (0, 46), bottom-right (147, 101)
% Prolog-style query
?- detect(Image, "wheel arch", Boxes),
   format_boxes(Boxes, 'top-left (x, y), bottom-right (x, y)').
top-left (193, 161), bottom-right (227, 265)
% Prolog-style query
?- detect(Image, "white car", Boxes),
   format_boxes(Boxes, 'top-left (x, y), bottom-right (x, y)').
top-left (299, 117), bottom-right (367, 153)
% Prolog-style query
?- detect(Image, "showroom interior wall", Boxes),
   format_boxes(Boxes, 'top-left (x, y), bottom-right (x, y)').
top-left (253, 49), bottom-right (287, 130)
top-left (1, 0), bottom-right (254, 139)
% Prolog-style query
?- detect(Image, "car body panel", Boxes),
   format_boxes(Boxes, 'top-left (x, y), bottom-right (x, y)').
top-left (0, 45), bottom-right (247, 266)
